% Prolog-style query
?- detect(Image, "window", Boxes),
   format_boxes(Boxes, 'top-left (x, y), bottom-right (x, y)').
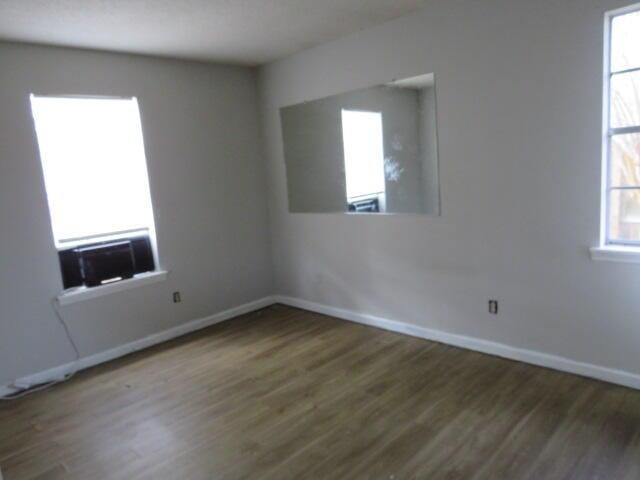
top-left (341, 110), bottom-right (386, 211)
top-left (603, 6), bottom-right (640, 247)
top-left (31, 96), bottom-right (158, 288)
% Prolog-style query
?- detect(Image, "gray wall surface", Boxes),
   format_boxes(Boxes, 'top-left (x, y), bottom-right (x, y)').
top-left (0, 42), bottom-right (272, 385)
top-left (418, 86), bottom-right (439, 215)
top-left (281, 94), bottom-right (347, 213)
top-left (259, 0), bottom-right (640, 377)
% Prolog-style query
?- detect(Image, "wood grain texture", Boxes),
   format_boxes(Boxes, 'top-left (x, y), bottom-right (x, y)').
top-left (1, 304), bottom-right (639, 479)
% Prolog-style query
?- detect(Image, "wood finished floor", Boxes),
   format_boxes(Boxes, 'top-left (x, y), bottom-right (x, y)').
top-left (1, 305), bottom-right (640, 479)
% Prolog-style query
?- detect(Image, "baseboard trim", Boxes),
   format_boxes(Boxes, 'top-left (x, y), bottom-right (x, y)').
top-left (0, 296), bottom-right (277, 398)
top-left (274, 295), bottom-right (640, 391)
top-left (4, 294), bottom-right (639, 397)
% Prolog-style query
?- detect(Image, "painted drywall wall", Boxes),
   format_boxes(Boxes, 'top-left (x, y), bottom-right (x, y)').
top-left (418, 86), bottom-right (439, 215)
top-left (259, 0), bottom-right (640, 377)
top-left (280, 94), bottom-right (347, 213)
top-left (0, 42), bottom-right (272, 385)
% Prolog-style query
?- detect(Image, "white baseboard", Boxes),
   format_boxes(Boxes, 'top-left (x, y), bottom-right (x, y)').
top-left (4, 293), bottom-right (639, 397)
top-left (0, 296), bottom-right (277, 398)
top-left (274, 295), bottom-right (640, 391)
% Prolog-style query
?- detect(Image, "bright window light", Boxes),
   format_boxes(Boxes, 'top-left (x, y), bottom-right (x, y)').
top-left (341, 110), bottom-right (386, 201)
top-left (30, 96), bottom-right (156, 248)
top-left (604, 6), bottom-right (640, 246)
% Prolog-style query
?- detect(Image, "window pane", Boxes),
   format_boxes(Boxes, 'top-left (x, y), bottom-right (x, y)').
top-left (610, 133), bottom-right (640, 187)
top-left (610, 70), bottom-right (640, 128)
top-left (341, 110), bottom-right (386, 200)
top-left (31, 97), bottom-right (155, 246)
top-left (608, 188), bottom-right (640, 242)
top-left (611, 10), bottom-right (640, 73)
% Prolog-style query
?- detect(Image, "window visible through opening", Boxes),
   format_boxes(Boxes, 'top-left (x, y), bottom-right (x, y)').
top-left (341, 110), bottom-right (386, 211)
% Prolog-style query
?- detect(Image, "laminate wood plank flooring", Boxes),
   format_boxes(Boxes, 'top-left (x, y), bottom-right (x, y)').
top-left (1, 304), bottom-right (639, 479)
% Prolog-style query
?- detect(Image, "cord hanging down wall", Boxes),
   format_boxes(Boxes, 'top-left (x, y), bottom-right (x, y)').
top-left (0, 299), bottom-right (80, 400)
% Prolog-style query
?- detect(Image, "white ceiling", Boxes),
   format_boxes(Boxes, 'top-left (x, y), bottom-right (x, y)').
top-left (0, 0), bottom-right (427, 66)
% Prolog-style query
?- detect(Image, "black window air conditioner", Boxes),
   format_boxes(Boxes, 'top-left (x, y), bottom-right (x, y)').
top-left (58, 236), bottom-right (155, 289)
top-left (348, 197), bottom-right (380, 213)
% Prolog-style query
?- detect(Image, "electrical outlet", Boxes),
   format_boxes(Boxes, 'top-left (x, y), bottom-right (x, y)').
top-left (488, 300), bottom-right (498, 315)
top-left (173, 291), bottom-right (181, 303)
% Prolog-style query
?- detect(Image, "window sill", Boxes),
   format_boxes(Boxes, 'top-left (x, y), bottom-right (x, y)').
top-left (57, 270), bottom-right (168, 306)
top-left (589, 246), bottom-right (640, 264)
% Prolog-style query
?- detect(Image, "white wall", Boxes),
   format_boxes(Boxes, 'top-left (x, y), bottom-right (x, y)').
top-left (259, 0), bottom-right (640, 377)
top-left (0, 42), bottom-right (272, 385)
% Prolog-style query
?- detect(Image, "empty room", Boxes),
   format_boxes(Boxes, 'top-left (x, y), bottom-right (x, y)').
top-left (1, 0), bottom-right (640, 478)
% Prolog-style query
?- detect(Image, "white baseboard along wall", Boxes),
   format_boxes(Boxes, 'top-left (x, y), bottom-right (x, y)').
top-left (0, 296), bottom-right (276, 398)
top-left (273, 296), bottom-right (640, 391)
top-left (3, 295), bottom-right (640, 397)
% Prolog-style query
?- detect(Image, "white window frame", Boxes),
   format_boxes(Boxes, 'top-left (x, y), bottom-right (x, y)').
top-left (592, 3), bottom-right (640, 262)
top-left (31, 94), bottom-right (158, 251)
top-left (30, 94), bottom-right (167, 300)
